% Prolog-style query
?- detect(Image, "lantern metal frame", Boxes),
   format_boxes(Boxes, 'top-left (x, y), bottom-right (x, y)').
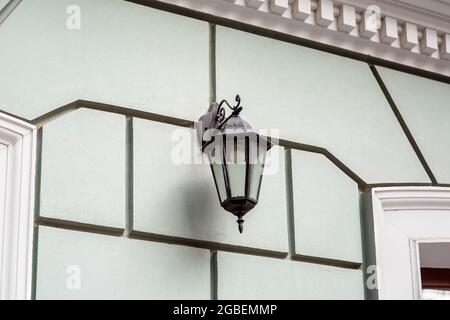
top-left (198, 95), bottom-right (272, 233)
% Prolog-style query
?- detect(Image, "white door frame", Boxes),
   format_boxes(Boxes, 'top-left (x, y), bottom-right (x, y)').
top-left (0, 112), bottom-right (36, 300)
top-left (371, 187), bottom-right (450, 300)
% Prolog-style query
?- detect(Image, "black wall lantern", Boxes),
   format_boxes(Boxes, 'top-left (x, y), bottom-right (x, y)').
top-left (198, 95), bottom-right (272, 233)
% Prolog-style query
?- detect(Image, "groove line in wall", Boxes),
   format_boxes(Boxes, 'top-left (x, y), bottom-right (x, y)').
top-left (210, 250), bottom-right (218, 300)
top-left (125, 116), bottom-right (134, 237)
top-left (291, 254), bottom-right (361, 270)
top-left (358, 192), bottom-right (379, 300)
top-left (0, 0), bottom-right (23, 26)
top-left (209, 23), bottom-right (217, 106)
top-left (284, 149), bottom-right (296, 256)
top-left (29, 100), bottom-right (371, 189)
top-left (129, 230), bottom-right (288, 259)
top-left (36, 216), bottom-right (125, 237)
top-left (369, 64), bottom-right (438, 185)
top-left (364, 182), bottom-right (434, 191)
top-left (31, 100), bottom-right (195, 129)
top-left (35, 217), bottom-right (362, 270)
top-left (279, 139), bottom-right (367, 189)
top-left (31, 128), bottom-right (43, 300)
top-left (30, 99), bottom-right (450, 192)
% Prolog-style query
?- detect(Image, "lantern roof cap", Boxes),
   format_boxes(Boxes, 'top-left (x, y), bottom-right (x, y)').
top-left (219, 115), bottom-right (273, 151)
top-left (220, 115), bottom-right (254, 135)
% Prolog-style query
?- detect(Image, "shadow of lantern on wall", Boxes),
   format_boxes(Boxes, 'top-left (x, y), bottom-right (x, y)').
top-left (198, 95), bottom-right (272, 233)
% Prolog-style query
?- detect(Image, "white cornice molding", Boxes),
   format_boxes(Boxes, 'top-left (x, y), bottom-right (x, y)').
top-left (145, 0), bottom-right (450, 77)
top-left (341, 0), bottom-right (450, 33)
top-left (0, 112), bottom-right (36, 300)
top-left (373, 187), bottom-right (450, 211)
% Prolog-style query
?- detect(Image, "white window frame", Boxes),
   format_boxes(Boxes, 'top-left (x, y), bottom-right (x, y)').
top-left (0, 112), bottom-right (36, 300)
top-left (410, 239), bottom-right (450, 300)
top-left (371, 187), bottom-right (450, 300)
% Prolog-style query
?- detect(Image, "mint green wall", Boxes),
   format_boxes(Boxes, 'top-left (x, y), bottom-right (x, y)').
top-left (36, 226), bottom-right (210, 299)
top-left (218, 252), bottom-right (364, 300)
top-left (133, 119), bottom-right (288, 252)
top-left (40, 109), bottom-right (126, 227)
top-left (0, 0), bottom-right (208, 120)
top-left (377, 67), bottom-right (450, 184)
top-left (0, 0), bottom-right (445, 300)
top-left (216, 26), bottom-right (429, 184)
top-left (291, 150), bottom-right (362, 263)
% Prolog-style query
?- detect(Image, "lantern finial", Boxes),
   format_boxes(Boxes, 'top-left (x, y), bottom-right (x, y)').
top-left (237, 216), bottom-right (244, 234)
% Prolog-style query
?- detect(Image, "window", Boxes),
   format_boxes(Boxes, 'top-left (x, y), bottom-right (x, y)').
top-left (418, 242), bottom-right (450, 300)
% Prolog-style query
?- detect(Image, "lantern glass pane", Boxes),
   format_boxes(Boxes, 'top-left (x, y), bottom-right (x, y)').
top-left (225, 136), bottom-right (247, 197)
top-left (249, 138), bottom-right (267, 200)
top-left (211, 163), bottom-right (227, 202)
top-left (208, 144), bottom-right (228, 203)
top-left (249, 163), bottom-right (264, 200)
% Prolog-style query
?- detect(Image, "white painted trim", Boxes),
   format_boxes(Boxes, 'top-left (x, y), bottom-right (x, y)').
top-left (376, 187), bottom-right (450, 211)
top-left (150, 0), bottom-right (450, 77)
top-left (371, 187), bottom-right (450, 300)
top-left (409, 238), bottom-right (422, 300)
top-left (0, 112), bottom-right (36, 300)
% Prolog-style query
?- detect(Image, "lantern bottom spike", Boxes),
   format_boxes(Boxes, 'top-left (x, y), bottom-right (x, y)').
top-left (237, 217), bottom-right (245, 234)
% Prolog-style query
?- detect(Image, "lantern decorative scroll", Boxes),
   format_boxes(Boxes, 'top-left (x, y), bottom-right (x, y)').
top-left (198, 95), bottom-right (272, 233)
